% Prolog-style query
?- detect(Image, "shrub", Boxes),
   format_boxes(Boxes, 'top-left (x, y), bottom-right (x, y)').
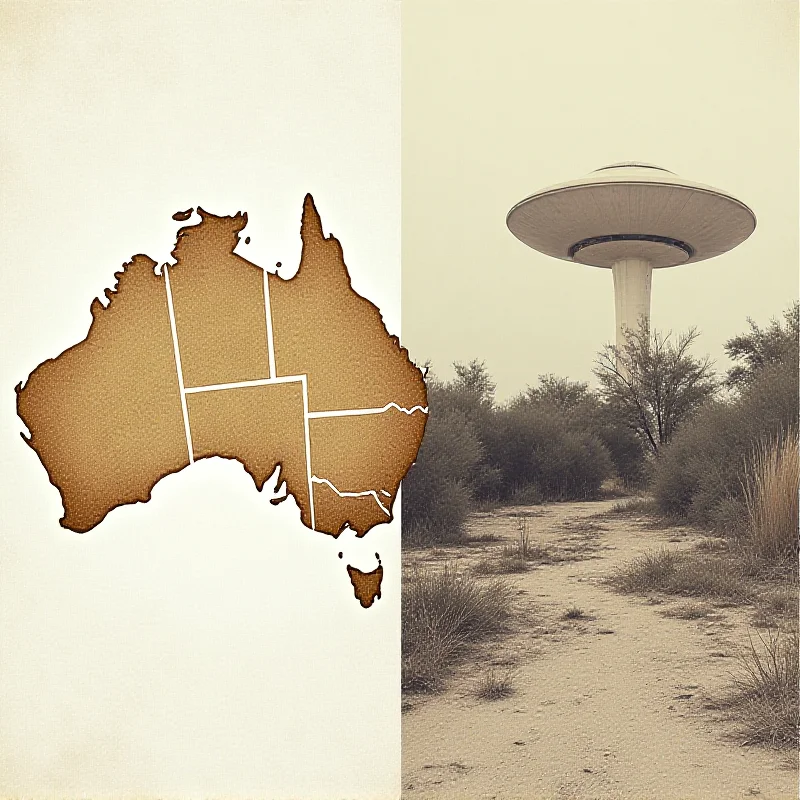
top-left (652, 359), bottom-right (798, 529)
top-left (721, 626), bottom-right (799, 749)
top-left (507, 483), bottom-right (544, 505)
top-left (478, 405), bottom-right (614, 502)
top-left (401, 564), bottom-right (513, 692)
top-left (609, 548), bottom-right (754, 601)
top-left (472, 517), bottom-right (552, 574)
top-left (512, 378), bottom-right (648, 489)
top-left (568, 397), bottom-right (649, 488)
top-left (403, 361), bottom-right (496, 543)
top-left (404, 364), bottom-right (637, 534)
top-left (593, 421), bottom-right (650, 488)
top-left (402, 407), bottom-right (482, 543)
top-left (724, 302), bottom-right (799, 390)
top-left (475, 668), bottom-right (515, 700)
top-left (661, 602), bottom-right (716, 620)
top-left (602, 496), bottom-right (662, 518)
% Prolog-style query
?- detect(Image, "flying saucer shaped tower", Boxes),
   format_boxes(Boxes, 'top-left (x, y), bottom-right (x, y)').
top-left (506, 163), bottom-right (756, 348)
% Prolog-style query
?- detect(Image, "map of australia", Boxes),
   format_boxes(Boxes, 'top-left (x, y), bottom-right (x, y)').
top-left (16, 196), bottom-right (427, 602)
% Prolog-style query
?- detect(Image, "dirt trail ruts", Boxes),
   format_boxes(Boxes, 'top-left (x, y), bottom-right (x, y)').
top-left (402, 500), bottom-right (797, 800)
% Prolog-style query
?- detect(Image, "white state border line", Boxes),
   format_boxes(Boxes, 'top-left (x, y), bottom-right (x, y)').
top-left (300, 375), bottom-right (316, 530)
top-left (307, 403), bottom-right (428, 418)
top-left (184, 376), bottom-right (303, 394)
top-left (182, 382), bottom-right (429, 419)
top-left (161, 268), bottom-right (422, 534)
top-left (311, 476), bottom-right (391, 517)
top-left (163, 266), bottom-right (195, 465)
top-left (262, 268), bottom-right (277, 379)
top-left (182, 375), bottom-right (317, 530)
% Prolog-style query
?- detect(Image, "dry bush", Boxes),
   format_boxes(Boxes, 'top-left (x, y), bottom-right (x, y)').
top-left (608, 548), bottom-right (754, 602)
top-left (720, 626), bottom-right (799, 749)
top-left (402, 564), bottom-right (513, 693)
top-left (660, 601), bottom-right (717, 620)
top-left (507, 483), bottom-right (545, 506)
top-left (759, 585), bottom-right (798, 616)
top-left (478, 404), bottom-right (614, 503)
top-left (501, 517), bottom-right (541, 559)
top-left (474, 555), bottom-right (529, 575)
top-left (751, 584), bottom-right (799, 629)
top-left (695, 537), bottom-right (730, 553)
top-left (596, 496), bottom-right (684, 530)
top-left (475, 668), bottom-right (515, 700)
top-left (468, 532), bottom-right (501, 543)
top-left (652, 359), bottom-right (797, 529)
top-left (603, 496), bottom-right (660, 517)
top-left (402, 406), bottom-right (483, 545)
top-left (475, 517), bottom-right (551, 574)
top-left (742, 432), bottom-right (799, 565)
top-left (473, 554), bottom-right (528, 575)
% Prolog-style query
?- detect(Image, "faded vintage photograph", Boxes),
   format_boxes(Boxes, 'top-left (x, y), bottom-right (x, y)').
top-left (400, 2), bottom-right (798, 798)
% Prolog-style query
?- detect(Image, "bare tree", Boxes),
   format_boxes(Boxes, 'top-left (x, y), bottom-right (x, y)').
top-left (593, 319), bottom-right (718, 456)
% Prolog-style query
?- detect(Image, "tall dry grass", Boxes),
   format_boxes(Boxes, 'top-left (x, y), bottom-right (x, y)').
top-left (500, 516), bottom-right (544, 562)
top-left (474, 516), bottom-right (552, 575)
top-left (742, 431), bottom-right (799, 565)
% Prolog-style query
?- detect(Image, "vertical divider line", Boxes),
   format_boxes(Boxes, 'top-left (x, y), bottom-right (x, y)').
top-left (301, 374), bottom-right (315, 531)
top-left (164, 265), bottom-right (195, 464)
top-left (263, 268), bottom-right (277, 379)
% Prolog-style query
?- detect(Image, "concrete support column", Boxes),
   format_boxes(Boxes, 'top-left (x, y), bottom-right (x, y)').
top-left (612, 257), bottom-right (652, 350)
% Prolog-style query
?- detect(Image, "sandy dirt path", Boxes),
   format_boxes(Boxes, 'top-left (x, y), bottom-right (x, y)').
top-left (402, 500), bottom-right (797, 800)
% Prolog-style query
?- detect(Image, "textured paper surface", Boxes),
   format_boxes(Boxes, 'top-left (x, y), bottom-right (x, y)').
top-left (0, 1), bottom-right (401, 797)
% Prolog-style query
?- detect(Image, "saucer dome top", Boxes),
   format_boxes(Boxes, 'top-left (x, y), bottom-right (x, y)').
top-left (506, 163), bottom-right (756, 268)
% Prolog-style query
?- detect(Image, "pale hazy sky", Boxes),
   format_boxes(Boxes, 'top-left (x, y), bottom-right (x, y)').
top-left (402, 0), bottom-right (798, 400)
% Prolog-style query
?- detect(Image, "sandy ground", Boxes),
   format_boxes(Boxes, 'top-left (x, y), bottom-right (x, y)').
top-left (402, 500), bottom-right (798, 800)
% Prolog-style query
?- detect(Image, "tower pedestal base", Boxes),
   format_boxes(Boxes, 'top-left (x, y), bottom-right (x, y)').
top-left (612, 258), bottom-right (652, 350)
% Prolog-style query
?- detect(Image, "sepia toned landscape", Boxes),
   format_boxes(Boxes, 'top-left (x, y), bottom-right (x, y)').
top-left (401, 2), bottom-right (797, 797)
top-left (400, 310), bottom-right (798, 798)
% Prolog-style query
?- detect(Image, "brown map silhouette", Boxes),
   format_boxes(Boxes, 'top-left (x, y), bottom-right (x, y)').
top-left (16, 196), bottom-right (427, 553)
top-left (346, 564), bottom-right (384, 609)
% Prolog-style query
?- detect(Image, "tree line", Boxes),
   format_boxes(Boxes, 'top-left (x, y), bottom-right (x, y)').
top-left (403, 304), bottom-right (798, 544)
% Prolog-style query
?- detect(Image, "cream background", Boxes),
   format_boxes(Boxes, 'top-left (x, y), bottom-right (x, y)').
top-left (403, 0), bottom-right (799, 400)
top-left (0, 2), bottom-right (401, 798)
